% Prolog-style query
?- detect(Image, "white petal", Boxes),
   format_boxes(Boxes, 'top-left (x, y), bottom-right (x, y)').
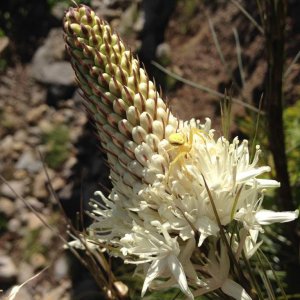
top-left (167, 255), bottom-right (194, 299)
top-left (222, 279), bottom-right (252, 300)
top-left (256, 179), bottom-right (280, 188)
top-left (179, 239), bottom-right (204, 286)
top-left (245, 239), bottom-right (263, 259)
top-left (255, 209), bottom-right (299, 225)
top-left (141, 259), bottom-right (166, 297)
top-left (195, 217), bottom-right (219, 246)
top-left (237, 166), bottom-right (271, 182)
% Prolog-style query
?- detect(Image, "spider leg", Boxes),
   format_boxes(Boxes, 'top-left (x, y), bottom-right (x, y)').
top-left (190, 128), bottom-right (208, 143)
top-left (167, 151), bottom-right (187, 183)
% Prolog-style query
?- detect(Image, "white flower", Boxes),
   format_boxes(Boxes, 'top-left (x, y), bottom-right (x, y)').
top-left (233, 228), bottom-right (262, 260)
top-left (255, 209), bottom-right (299, 225)
top-left (120, 222), bottom-right (194, 299)
top-left (150, 123), bottom-right (282, 244)
top-left (234, 188), bottom-right (299, 231)
top-left (88, 191), bottom-right (133, 242)
top-left (193, 241), bottom-right (252, 300)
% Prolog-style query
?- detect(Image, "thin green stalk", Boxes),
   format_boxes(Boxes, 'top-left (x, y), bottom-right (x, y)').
top-left (242, 252), bottom-right (265, 300)
top-left (256, 251), bottom-right (276, 300)
top-left (201, 175), bottom-right (254, 298)
top-left (258, 248), bottom-right (287, 299)
top-left (250, 94), bottom-right (263, 162)
top-left (284, 50), bottom-right (300, 78)
top-left (220, 89), bottom-right (232, 140)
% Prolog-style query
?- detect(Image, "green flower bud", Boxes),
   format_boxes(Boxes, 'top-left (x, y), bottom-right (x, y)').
top-left (64, 4), bottom-right (178, 189)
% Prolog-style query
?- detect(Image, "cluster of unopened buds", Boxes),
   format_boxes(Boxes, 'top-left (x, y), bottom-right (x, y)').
top-left (64, 4), bottom-right (298, 299)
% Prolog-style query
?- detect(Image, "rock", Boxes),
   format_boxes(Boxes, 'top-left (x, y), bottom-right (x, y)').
top-left (25, 104), bottom-right (48, 124)
top-left (39, 119), bottom-right (53, 134)
top-left (0, 255), bottom-right (17, 282)
top-left (1, 180), bottom-right (26, 199)
top-left (33, 170), bottom-right (54, 199)
top-left (17, 261), bottom-right (34, 284)
top-left (42, 280), bottom-right (71, 300)
top-left (26, 136), bottom-right (41, 146)
top-left (61, 156), bottom-right (77, 179)
top-left (0, 36), bottom-right (9, 54)
top-left (45, 62), bottom-right (75, 87)
top-left (12, 141), bottom-right (25, 152)
top-left (53, 256), bottom-right (68, 281)
top-left (16, 150), bottom-right (43, 174)
top-left (51, 2), bottom-right (67, 20)
top-left (31, 28), bottom-right (76, 105)
top-left (51, 176), bottom-right (65, 191)
top-left (24, 212), bottom-right (43, 230)
top-left (58, 183), bottom-right (73, 200)
top-left (39, 228), bottom-right (54, 248)
top-left (0, 197), bottom-right (15, 216)
top-left (14, 129), bottom-right (29, 143)
top-left (156, 42), bottom-right (171, 60)
top-left (118, 2), bottom-right (138, 35)
top-left (30, 253), bottom-right (46, 269)
top-left (7, 218), bottom-right (21, 232)
top-left (6, 286), bottom-right (32, 300)
top-left (26, 197), bottom-right (44, 211)
top-left (69, 127), bottom-right (82, 143)
top-left (0, 135), bottom-right (14, 155)
top-left (31, 28), bottom-right (75, 87)
top-left (27, 125), bottom-right (43, 136)
top-left (93, 2), bottom-right (122, 20)
top-left (64, 156), bottom-right (77, 169)
top-left (14, 169), bottom-right (28, 180)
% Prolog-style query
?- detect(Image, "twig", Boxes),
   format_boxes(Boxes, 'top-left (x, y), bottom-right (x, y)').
top-left (231, 0), bottom-right (264, 34)
top-left (0, 174), bottom-right (88, 268)
top-left (151, 61), bottom-right (263, 114)
top-left (233, 27), bottom-right (245, 87)
top-left (284, 50), bottom-right (300, 78)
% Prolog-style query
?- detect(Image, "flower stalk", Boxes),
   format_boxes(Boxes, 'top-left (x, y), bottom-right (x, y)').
top-left (64, 4), bottom-right (299, 299)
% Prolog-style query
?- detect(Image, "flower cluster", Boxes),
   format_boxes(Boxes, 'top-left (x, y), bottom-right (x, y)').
top-left (64, 5), bottom-right (298, 299)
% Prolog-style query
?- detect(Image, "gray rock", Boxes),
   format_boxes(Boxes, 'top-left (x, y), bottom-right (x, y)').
top-left (33, 170), bottom-right (55, 199)
top-left (0, 255), bottom-right (17, 282)
top-left (25, 104), bottom-right (48, 124)
top-left (53, 256), bottom-right (69, 281)
top-left (58, 183), bottom-right (73, 200)
top-left (41, 62), bottom-right (75, 86)
top-left (6, 286), bottom-right (32, 300)
top-left (1, 180), bottom-right (26, 199)
top-left (51, 2), bottom-right (68, 20)
top-left (118, 2), bottom-right (139, 35)
top-left (16, 150), bottom-right (43, 174)
top-left (17, 261), bottom-right (34, 284)
top-left (0, 135), bottom-right (14, 155)
top-left (7, 218), bottom-right (21, 232)
top-left (31, 28), bottom-right (75, 87)
top-left (24, 212), bottom-right (43, 230)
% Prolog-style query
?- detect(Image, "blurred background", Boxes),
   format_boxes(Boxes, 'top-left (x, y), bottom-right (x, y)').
top-left (0, 0), bottom-right (299, 299)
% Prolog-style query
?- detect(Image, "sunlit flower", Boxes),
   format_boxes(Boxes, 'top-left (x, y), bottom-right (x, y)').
top-left (120, 222), bottom-right (194, 299)
top-left (64, 4), bottom-right (299, 299)
top-left (193, 241), bottom-right (252, 300)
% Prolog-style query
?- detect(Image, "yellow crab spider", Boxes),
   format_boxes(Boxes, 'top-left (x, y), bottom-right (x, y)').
top-left (167, 128), bottom-right (206, 181)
